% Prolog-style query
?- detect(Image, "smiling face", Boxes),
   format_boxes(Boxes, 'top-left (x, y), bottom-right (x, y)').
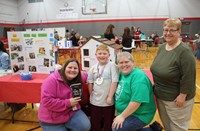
top-left (163, 18), bottom-right (181, 45)
top-left (95, 49), bottom-right (110, 65)
top-left (163, 26), bottom-right (180, 44)
top-left (117, 53), bottom-right (134, 76)
top-left (65, 61), bottom-right (79, 80)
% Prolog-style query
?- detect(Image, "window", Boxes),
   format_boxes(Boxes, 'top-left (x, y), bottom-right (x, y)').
top-left (83, 49), bottom-right (89, 56)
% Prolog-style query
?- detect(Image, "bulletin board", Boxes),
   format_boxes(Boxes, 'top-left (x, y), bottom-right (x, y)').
top-left (7, 31), bottom-right (55, 74)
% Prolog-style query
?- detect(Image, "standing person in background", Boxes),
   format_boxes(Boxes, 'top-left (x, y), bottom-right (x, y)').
top-left (194, 32), bottom-right (200, 60)
top-left (130, 26), bottom-right (136, 39)
top-left (38, 58), bottom-right (91, 131)
top-left (0, 40), bottom-right (11, 70)
top-left (112, 52), bottom-right (161, 131)
top-left (104, 24), bottom-right (115, 41)
top-left (121, 27), bottom-right (133, 53)
top-left (54, 33), bottom-right (59, 64)
top-left (65, 29), bottom-right (70, 40)
top-left (150, 18), bottom-right (196, 131)
top-left (134, 27), bottom-right (141, 49)
top-left (139, 32), bottom-right (146, 50)
top-left (70, 33), bottom-right (80, 47)
top-left (87, 44), bottom-right (119, 131)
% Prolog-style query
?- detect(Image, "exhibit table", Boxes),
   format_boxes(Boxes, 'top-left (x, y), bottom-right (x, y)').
top-left (0, 73), bottom-right (49, 124)
top-left (0, 73), bottom-right (49, 103)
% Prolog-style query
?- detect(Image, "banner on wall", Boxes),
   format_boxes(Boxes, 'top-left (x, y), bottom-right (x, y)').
top-left (7, 31), bottom-right (55, 74)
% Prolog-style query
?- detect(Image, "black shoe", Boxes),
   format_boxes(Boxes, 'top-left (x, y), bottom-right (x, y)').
top-left (149, 121), bottom-right (163, 131)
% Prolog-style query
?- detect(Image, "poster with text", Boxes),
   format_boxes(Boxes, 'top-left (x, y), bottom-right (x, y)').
top-left (7, 31), bottom-right (55, 74)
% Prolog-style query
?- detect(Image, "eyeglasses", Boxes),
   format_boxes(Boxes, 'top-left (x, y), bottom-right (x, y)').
top-left (163, 29), bottom-right (178, 34)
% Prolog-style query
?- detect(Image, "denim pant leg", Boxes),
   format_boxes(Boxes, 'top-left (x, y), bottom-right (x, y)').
top-left (112, 116), bottom-right (151, 131)
top-left (65, 109), bottom-right (91, 131)
top-left (40, 122), bottom-right (67, 131)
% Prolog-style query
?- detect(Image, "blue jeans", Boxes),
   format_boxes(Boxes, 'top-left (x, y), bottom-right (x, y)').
top-left (112, 116), bottom-right (153, 131)
top-left (40, 110), bottom-right (91, 131)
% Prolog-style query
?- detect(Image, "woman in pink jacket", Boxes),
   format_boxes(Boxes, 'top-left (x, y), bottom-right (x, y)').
top-left (38, 58), bottom-right (91, 131)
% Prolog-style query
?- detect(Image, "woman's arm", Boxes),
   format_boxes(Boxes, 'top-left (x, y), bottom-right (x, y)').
top-left (112, 102), bottom-right (141, 129)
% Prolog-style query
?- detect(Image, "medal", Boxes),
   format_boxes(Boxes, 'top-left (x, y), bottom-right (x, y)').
top-left (95, 63), bottom-right (107, 85)
top-left (95, 77), bottom-right (103, 85)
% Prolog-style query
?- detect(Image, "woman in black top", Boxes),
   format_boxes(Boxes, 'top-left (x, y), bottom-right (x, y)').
top-left (104, 24), bottom-right (115, 41)
top-left (121, 27), bottom-right (133, 53)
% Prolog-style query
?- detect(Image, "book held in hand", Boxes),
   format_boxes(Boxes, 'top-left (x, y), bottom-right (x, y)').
top-left (70, 83), bottom-right (82, 98)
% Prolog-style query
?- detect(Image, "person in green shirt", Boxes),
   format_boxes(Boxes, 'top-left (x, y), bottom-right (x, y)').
top-left (112, 52), bottom-right (161, 131)
top-left (150, 18), bottom-right (196, 131)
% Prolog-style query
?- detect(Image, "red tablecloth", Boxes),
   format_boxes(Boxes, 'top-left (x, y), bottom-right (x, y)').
top-left (0, 73), bottom-right (49, 103)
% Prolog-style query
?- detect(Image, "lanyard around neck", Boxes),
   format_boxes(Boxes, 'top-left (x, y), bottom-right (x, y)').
top-left (97, 63), bottom-right (107, 78)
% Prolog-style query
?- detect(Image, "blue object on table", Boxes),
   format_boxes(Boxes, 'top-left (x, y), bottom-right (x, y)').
top-left (20, 72), bottom-right (32, 80)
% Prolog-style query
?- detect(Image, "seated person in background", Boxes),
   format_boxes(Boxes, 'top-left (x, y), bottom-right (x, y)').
top-left (151, 32), bottom-right (159, 46)
top-left (0, 40), bottom-right (11, 70)
top-left (38, 58), bottom-right (91, 131)
top-left (121, 27), bottom-right (133, 53)
top-left (70, 33), bottom-right (80, 46)
top-left (112, 52), bottom-right (162, 131)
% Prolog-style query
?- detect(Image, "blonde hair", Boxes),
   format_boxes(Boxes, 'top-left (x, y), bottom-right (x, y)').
top-left (96, 44), bottom-right (110, 54)
top-left (163, 18), bottom-right (182, 31)
top-left (75, 33), bottom-right (80, 39)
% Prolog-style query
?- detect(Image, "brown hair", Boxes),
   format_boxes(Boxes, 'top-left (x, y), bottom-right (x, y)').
top-left (123, 27), bottom-right (132, 38)
top-left (59, 58), bottom-right (82, 86)
top-left (104, 24), bottom-right (115, 35)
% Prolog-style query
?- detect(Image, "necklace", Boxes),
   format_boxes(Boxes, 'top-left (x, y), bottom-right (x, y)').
top-left (95, 63), bottom-right (106, 85)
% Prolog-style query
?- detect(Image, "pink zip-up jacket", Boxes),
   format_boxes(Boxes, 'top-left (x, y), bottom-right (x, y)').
top-left (38, 70), bottom-right (88, 124)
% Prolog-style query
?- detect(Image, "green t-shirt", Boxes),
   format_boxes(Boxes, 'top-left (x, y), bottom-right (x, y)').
top-left (115, 68), bottom-right (156, 124)
top-left (150, 42), bottom-right (196, 101)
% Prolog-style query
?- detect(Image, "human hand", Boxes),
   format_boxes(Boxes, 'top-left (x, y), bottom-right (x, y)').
top-left (70, 97), bottom-right (81, 107)
top-left (112, 115), bottom-right (125, 129)
top-left (106, 97), bottom-right (112, 105)
top-left (174, 94), bottom-right (187, 107)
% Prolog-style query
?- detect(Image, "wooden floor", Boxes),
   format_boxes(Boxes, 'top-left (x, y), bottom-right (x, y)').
top-left (0, 46), bottom-right (200, 131)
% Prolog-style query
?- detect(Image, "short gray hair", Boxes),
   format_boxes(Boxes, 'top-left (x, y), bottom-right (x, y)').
top-left (117, 52), bottom-right (134, 63)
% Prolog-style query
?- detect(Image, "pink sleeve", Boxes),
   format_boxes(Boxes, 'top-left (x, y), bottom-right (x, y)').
top-left (81, 72), bottom-right (88, 83)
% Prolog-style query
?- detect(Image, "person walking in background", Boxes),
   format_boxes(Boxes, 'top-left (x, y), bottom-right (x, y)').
top-left (38, 58), bottom-right (91, 131)
top-left (87, 44), bottom-right (119, 131)
top-left (150, 18), bottom-right (196, 131)
top-left (112, 52), bottom-right (161, 131)
top-left (121, 27), bottom-right (133, 53)
top-left (0, 40), bottom-right (11, 70)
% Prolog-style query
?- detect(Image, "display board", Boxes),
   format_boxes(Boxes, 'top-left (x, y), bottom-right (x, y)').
top-left (7, 31), bottom-right (55, 74)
